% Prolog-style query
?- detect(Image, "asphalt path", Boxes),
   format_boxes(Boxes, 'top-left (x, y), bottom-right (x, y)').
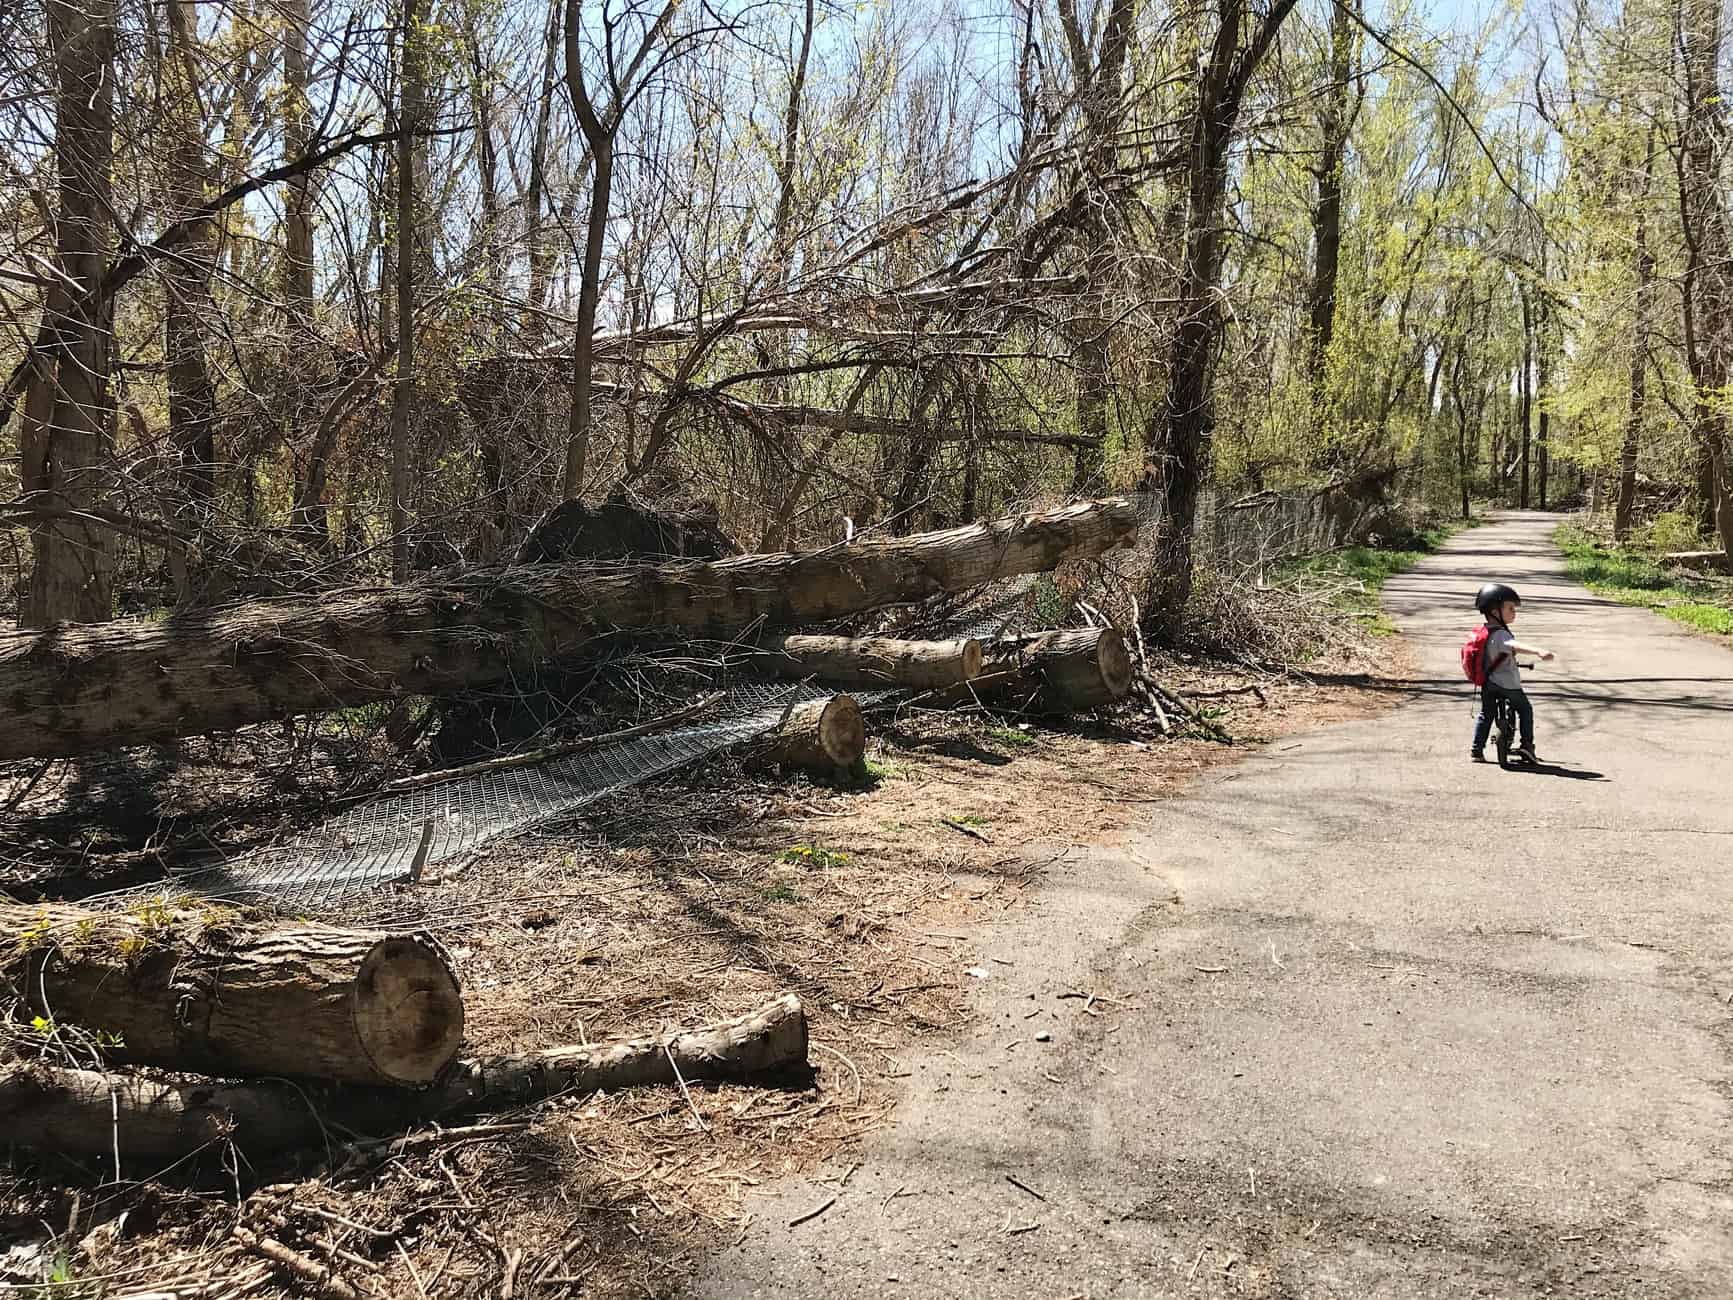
top-left (691, 512), bottom-right (1733, 1299)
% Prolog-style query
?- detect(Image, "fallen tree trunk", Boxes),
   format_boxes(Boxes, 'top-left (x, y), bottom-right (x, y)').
top-left (756, 634), bottom-right (983, 689)
top-left (761, 695), bottom-right (865, 773)
top-left (1, 902), bottom-right (464, 1086)
top-left (0, 994), bottom-right (807, 1158)
top-left (1665, 549), bottom-right (1732, 573)
top-left (0, 498), bottom-right (1137, 760)
top-left (927, 628), bottom-right (1132, 712)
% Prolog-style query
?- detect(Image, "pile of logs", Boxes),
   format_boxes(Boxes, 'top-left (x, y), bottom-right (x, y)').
top-left (0, 900), bottom-right (808, 1160)
top-left (0, 498), bottom-right (1138, 761)
top-left (0, 498), bottom-right (1173, 1147)
top-left (746, 625), bottom-right (1136, 775)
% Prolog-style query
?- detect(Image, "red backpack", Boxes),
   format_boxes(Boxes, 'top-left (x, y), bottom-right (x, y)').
top-left (1461, 624), bottom-right (1493, 685)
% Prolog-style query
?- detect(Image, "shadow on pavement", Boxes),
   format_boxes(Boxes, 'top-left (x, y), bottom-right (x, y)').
top-left (1499, 763), bottom-right (1607, 781)
top-left (1294, 672), bottom-right (1733, 714)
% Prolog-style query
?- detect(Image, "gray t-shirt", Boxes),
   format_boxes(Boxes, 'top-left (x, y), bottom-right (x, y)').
top-left (1485, 626), bottom-right (1521, 689)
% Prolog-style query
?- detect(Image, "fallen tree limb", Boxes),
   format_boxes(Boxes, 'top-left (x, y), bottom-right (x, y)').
top-left (1, 902), bottom-right (464, 1086)
top-left (1665, 549), bottom-right (1732, 572)
top-left (232, 1229), bottom-right (361, 1300)
top-left (755, 635), bottom-right (983, 689)
top-left (0, 498), bottom-right (1137, 760)
top-left (923, 628), bottom-right (1132, 712)
top-left (0, 994), bottom-right (808, 1158)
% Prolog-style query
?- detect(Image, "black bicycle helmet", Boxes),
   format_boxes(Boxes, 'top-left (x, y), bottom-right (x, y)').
top-left (1475, 582), bottom-right (1520, 615)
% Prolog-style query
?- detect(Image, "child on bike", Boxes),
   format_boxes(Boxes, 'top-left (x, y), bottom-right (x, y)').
top-left (1470, 583), bottom-right (1554, 764)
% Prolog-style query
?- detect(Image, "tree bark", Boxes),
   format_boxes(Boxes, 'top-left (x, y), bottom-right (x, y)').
top-left (281, 0), bottom-right (315, 321)
top-left (1142, 0), bottom-right (1299, 640)
top-left (164, 0), bottom-right (217, 531)
top-left (1536, 292), bottom-right (1551, 511)
top-left (1, 902), bottom-right (463, 1086)
top-left (929, 628), bottom-right (1132, 712)
top-left (1615, 140), bottom-right (1656, 542)
top-left (1057, 0), bottom-right (1137, 494)
top-left (755, 635), bottom-right (983, 689)
top-left (1679, 0), bottom-right (1733, 557)
top-left (561, 0), bottom-right (678, 496)
top-left (0, 499), bottom-right (1137, 759)
top-left (18, 0), bottom-right (119, 629)
top-left (1307, 0), bottom-right (1355, 411)
top-left (761, 695), bottom-right (865, 772)
top-left (1518, 286), bottom-right (1532, 509)
top-left (0, 995), bottom-right (806, 1159)
top-left (389, 0), bottom-right (425, 582)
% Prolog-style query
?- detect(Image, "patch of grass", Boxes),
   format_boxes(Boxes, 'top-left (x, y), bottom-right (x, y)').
top-left (984, 725), bottom-right (1038, 749)
top-left (1286, 518), bottom-right (1467, 633)
top-left (760, 883), bottom-right (801, 904)
top-left (1556, 525), bottom-right (1733, 638)
top-left (860, 755), bottom-right (910, 782)
top-left (944, 813), bottom-right (989, 828)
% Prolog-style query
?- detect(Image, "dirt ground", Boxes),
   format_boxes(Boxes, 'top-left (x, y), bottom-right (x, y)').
top-left (0, 644), bottom-right (1405, 1299)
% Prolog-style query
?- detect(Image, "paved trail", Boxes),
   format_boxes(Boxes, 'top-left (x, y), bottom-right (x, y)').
top-left (692, 514), bottom-right (1733, 1298)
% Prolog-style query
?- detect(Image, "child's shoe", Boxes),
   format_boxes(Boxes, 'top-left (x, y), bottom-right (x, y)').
top-left (1513, 745), bottom-right (1538, 764)
top-left (1470, 750), bottom-right (1488, 763)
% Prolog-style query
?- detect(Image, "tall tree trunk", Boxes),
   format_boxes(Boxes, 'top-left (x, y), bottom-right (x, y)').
top-left (1307, 0), bottom-right (1354, 457)
top-left (525, 0), bottom-right (561, 344)
top-left (389, 0), bottom-right (424, 581)
top-left (282, 0), bottom-right (332, 548)
top-left (1679, 0), bottom-right (1733, 557)
top-left (1142, 0), bottom-right (1299, 639)
top-left (164, 0), bottom-right (217, 537)
top-left (559, 0), bottom-right (675, 499)
top-left (1699, 441), bottom-right (1720, 537)
top-left (464, 16), bottom-right (512, 556)
top-left (1057, 0), bottom-right (1137, 494)
top-left (18, 0), bottom-right (118, 628)
top-left (562, 138), bottom-right (611, 498)
top-left (1536, 286), bottom-right (1551, 510)
top-left (281, 0), bottom-right (315, 322)
top-left (1615, 142), bottom-right (1656, 542)
top-left (1518, 286), bottom-right (1532, 509)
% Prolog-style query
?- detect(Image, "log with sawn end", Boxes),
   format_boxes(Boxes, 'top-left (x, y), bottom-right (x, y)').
top-left (760, 694), bottom-right (865, 774)
top-left (0, 994), bottom-right (809, 1158)
top-left (754, 634), bottom-right (983, 689)
top-left (0, 498), bottom-right (1138, 760)
top-left (923, 628), bottom-right (1133, 712)
top-left (0, 901), bottom-right (464, 1087)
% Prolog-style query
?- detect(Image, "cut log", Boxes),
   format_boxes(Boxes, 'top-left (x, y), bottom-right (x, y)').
top-left (756, 634), bottom-right (983, 689)
top-left (1, 902), bottom-right (464, 1086)
top-left (0, 498), bottom-right (1137, 760)
top-left (0, 994), bottom-right (807, 1158)
top-left (0, 1059), bottom-right (332, 1160)
top-left (927, 628), bottom-right (1132, 712)
top-left (423, 990), bottom-right (808, 1114)
top-left (1665, 549), bottom-right (1732, 572)
top-left (761, 695), bottom-right (865, 773)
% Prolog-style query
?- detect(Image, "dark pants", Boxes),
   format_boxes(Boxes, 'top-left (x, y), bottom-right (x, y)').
top-left (1473, 685), bottom-right (1533, 753)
